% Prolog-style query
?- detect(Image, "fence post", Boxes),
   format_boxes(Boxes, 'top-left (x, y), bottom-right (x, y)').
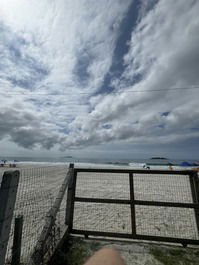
top-left (0, 170), bottom-right (20, 265)
top-left (129, 173), bottom-right (136, 237)
top-left (65, 163), bottom-right (75, 230)
top-left (189, 171), bottom-right (199, 234)
top-left (11, 216), bottom-right (23, 265)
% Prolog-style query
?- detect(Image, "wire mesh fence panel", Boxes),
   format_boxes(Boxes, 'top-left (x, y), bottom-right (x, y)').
top-left (3, 165), bottom-right (68, 265)
top-left (135, 205), bottom-right (198, 240)
top-left (72, 169), bottom-right (199, 245)
top-left (5, 167), bottom-right (51, 264)
top-left (133, 173), bottom-right (193, 203)
top-left (73, 202), bottom-right (131, 234)
top-left (53, 168), bottom-right (69, 238)
top-left (75, 172), bottom-right (130, 199)
top-left (39, 167), bottom-right (70, 264)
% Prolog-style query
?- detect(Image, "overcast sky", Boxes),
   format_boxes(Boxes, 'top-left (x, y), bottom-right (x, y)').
top-left (0, 0), bottom-right (199, 160)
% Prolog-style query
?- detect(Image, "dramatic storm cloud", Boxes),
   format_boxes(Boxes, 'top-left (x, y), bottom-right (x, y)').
top-left (0, 0), bottom-right (199, 158)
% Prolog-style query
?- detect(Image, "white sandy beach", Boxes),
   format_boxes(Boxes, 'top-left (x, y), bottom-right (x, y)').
top-left (74, 171), bottom-right (198, 239)
top-left (1, 163), bottom-right (68, 263)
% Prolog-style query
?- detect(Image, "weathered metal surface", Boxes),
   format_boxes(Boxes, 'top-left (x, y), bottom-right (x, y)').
top-left (0, 171), bottom-right (20, 265)
top-left (11, 216), bottom-right (23, 265)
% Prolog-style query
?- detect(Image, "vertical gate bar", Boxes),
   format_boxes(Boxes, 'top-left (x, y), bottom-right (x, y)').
top-left (129, 173), bottom-right (136, 236)
top-left (65, 164), bottom-right (74, 226)
top-left (67, 169), bottom-right (77, 232)
top-left (189, 172), bottom-right (199, 235)
top-left (11, 216), bottom-right (23, 265)
top-left (193, 172), bottom-right (199, 234)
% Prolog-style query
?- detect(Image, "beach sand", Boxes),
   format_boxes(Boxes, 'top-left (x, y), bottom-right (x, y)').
top-left (0, 163), bottom-right (198, 264)
top-left (0, 163), bottom-right (68, 263)
top-left (73, 171), bottom-right (198, 240)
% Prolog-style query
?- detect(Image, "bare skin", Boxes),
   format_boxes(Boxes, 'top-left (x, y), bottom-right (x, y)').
top-left (84, 248), bottom-right (126, 265)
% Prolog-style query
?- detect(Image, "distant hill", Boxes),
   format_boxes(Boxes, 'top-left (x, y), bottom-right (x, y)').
top-left (150, 157), bottom-right (168, 160)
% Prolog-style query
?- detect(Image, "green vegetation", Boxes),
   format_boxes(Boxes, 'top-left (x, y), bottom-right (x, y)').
top-left (49, 236), bottom-right (199, 265)
top-left (48, 237), bottom-right (102, 265)
top-left (150, 247), bottom-right (198, 265)
top-left (65, 244), bottom-right (88, 265)
top-left (168, 249), bottom-right (186, 257)
top-left (48, 243), bottom-right (88, 265)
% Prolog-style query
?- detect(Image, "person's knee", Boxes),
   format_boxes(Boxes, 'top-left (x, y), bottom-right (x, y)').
top-left (95, 248), bottom-right (121, 259)
top-left (97, 248), bottom-right (118, 254)
top-left (84, 247), bottom-right (125, 265)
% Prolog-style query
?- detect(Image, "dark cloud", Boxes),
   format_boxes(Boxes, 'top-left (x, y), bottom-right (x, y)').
top-left (10, 128), bottom-right (58, 149)
top-left (0, 109), bottom-right (59, 149)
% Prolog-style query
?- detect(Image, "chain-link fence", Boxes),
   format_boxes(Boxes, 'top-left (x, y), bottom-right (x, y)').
top-left (0, 165), bottom-right (69, 265)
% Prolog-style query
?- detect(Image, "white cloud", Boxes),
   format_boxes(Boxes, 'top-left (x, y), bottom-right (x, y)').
top-left (64, 0), bottom-right (199, 149)
top-left (0, 0), bottom-right (199, 156)
top-left (0, 0), bottom-right (132, 151)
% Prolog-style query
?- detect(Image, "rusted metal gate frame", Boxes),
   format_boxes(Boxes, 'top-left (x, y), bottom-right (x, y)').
top-left (67, 168), bottom-right (199, 246)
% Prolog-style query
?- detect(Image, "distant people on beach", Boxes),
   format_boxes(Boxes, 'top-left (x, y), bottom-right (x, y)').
top-left (0, 160), bottom-right (7, 167)
top-left (0, 159), bottom-right (16, 167)
top-left (143, 164), bottom-right (150, 169)
top-left (9, 162), bottom-right (16, 168)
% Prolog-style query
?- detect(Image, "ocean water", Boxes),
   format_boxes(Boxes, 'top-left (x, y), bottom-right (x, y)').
top-left (0, 156), bottom-right (129, 165)
top-left (0, 156), bottom-right (198, 170)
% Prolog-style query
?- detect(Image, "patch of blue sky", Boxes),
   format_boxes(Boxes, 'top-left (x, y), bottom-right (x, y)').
top-left (138, 0), bottom-right (159, 20)
top-left (7, 78), bottom-right (33, 89)
top-left (9, 44), bottom-right (22, 59)
top-left (0, 22), bottom-right (49, 90)
top-left (161, 111), bottom-right (170, 117)
top-left (7, 58), bottom-right (49, 90)
top-left (95, 0), bottom-right (161, 96)
top-left (58, 128), bottom-right (69, 134)
top-left (96, 0), bottom-right (140, 95)
top-left (102, 124), bottom-right (112, 129)
top-left (158, 124), bottom-right (165, 129)
top-left (0, 22), bottom-right (26, 62)
top-left (133, 120), bottom-right (139, 124)
top-left (26, 98), bottom-right (44, 108)
top-left (120, 72), bottom-right (143, 88)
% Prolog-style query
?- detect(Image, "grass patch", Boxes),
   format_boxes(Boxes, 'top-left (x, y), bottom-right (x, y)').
top-left (150, 247), bottom-right (197, 265)
top-left (65, 244), bottom-right (88, 265)
top-left (150, 248), bottom-right (178, 265)
top-left (48, 239), bottom-right (90, 265)
top-left (168, 249), bottom-right (186, 257)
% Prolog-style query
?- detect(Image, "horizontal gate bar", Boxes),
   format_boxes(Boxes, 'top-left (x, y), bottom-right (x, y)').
top-left (134, 200), bottom-right (199, 208)
top-left (74, 168), bottom-right (194, 175)
top-left (75, 197), bottom-right (130, 204)
top-left (71, 229), bottom-right (199, 245)
top-left (74, 197), bottom-right (199, 209)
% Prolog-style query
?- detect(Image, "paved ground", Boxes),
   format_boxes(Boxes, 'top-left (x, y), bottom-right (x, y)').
top-left (50, 236), bottom-right (199, 265)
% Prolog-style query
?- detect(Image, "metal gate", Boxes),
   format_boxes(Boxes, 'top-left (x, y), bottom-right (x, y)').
top-left (66, 168), bottom-right (199, 246)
